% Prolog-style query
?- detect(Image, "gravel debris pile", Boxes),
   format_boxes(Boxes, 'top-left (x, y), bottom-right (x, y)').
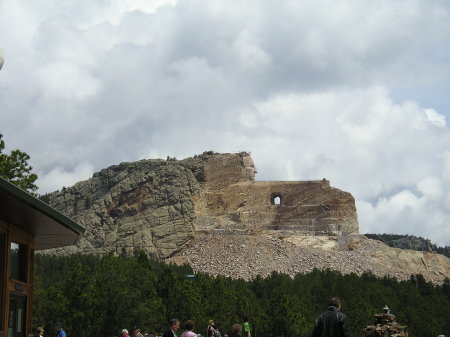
top-left (168, 233), bottom-right (449, 284)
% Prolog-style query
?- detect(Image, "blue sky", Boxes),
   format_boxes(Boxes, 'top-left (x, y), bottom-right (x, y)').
top-left (1, 0), bottom-right (450, 246)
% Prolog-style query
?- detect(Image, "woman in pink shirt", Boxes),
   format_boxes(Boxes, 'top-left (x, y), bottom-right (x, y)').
top-left (180, 320), bottom-right (197, 337)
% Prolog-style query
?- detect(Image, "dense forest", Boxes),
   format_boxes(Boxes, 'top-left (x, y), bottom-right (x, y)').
top-left (33, 252), bottom-right (450, 337)
top-left (365, 233), bottom-right (450, 258)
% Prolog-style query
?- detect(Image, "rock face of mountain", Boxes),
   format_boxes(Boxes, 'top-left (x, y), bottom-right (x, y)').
top-left (45, 151), bottom-right (357, 257)
top-left (44, 152), bottom-right (450, 284)
top-left (46, 157), bottom-right (202, 257)
top-left (364, 234), bottom-right (436, 252)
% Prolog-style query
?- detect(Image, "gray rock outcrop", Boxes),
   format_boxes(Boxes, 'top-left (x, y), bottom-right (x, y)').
top-left (46, 158), bottom-right (201, 258)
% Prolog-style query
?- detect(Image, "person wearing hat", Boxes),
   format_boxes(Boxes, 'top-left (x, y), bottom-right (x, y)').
top-left (54, 323), bottom-right (66, 337)
top-left (382, 305), bottom-right (393, 315)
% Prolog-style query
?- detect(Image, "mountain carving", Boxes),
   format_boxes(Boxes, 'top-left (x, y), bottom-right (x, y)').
top-left (43, 152), bottom-right (450, 284)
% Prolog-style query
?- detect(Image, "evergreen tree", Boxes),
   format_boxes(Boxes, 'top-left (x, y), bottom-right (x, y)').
top-left (0, 133), bottom-right (38, 193)
top-left (33, 254), bottom-right (450, 337)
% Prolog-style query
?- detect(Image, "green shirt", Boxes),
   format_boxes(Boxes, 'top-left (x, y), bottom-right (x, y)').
top-left (243, 322), bottom-right (251, 337)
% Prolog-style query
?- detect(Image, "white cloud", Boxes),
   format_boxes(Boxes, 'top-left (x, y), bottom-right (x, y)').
top-left (37, 163), bottom-right (94, 193)
top-left (2, 0), bottom-right (450, 245)
top-left (425, 108), bottom-right (446, 128)
top-left (36, 62), bottom-right (100, 100)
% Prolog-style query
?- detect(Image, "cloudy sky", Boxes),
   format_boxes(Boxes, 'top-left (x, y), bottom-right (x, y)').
top-left (1, 0), bottom-right (450, 246)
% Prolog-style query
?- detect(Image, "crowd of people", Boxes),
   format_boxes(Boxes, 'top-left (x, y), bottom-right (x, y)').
top-left (33, 322), bottom-right (66, 337)
top-left (114, 298), bottom-right (352, 337)
top-left (116, 316), bottom-right (253, 337)
top-left (39, 297), bottom-right (356, 337)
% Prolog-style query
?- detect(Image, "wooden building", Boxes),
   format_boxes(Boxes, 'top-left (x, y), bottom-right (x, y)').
top-left (0, 177), bottom-right (84, 337)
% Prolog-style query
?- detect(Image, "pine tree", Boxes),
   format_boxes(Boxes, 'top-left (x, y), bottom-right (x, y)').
top-left (0, 133), bottom-right (38, 193)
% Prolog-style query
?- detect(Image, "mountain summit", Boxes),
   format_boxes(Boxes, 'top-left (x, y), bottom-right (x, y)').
top-left (43, 151), bottom-right (450, 283)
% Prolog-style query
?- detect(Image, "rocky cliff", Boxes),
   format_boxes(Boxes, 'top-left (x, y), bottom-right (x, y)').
top-left (43, 152), bottom-right (450, 284)
top-left (365, 233), bottom-right (436, 252)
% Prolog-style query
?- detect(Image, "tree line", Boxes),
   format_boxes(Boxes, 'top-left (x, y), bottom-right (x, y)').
top-left (33, 252), bottom-right (450, 337)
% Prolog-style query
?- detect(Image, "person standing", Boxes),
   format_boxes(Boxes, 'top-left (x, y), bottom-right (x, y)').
top-left (162, 319), bottom-right (181, 337)
top-left (242, 316), bottom-right (250, 337)
top-left (180, 320), bottom-right (197, 337)
top-left (54, 323), bottom-right (66, 337)
top-left (131, 327), bottom-right (144, 337)
top-left (311, 297), bottom-right (352, 337)
top-left (229, 324), bottom-right (242, 337)
top-left (207, 320), bottom-right (216, 337)
top-left (34, 327), bottom-right (44, 337)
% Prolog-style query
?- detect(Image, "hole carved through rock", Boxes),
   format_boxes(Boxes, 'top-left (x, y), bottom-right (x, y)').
top-left (271, 194), bottom-right (282, 205)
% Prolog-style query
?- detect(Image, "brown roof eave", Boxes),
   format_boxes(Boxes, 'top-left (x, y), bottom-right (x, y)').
top-left (0, 177), bottom-right (85, 250)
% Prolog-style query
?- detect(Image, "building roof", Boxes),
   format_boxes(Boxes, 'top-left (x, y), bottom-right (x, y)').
top-left (0, 177), bottom-right (85, 250)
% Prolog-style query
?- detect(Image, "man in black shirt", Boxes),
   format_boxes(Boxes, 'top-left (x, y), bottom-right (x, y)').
top-left (311, 297), bottom-right (352, 337)
top-left (162, 319), bottom-right (180, 337)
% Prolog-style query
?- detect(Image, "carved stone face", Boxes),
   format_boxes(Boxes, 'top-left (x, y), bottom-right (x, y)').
top-left (242, 155), bottom-right (257, 180)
